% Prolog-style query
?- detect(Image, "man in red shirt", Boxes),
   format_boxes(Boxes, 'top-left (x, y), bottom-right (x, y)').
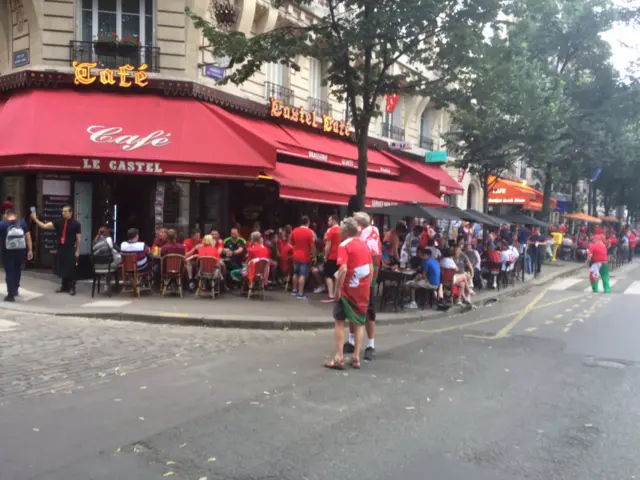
top-left (322, 215), bottom-right (341, 302)
top-left (629, 228), bottom-right (637, 262)
top-left (184, 228), bottom-right (202, 288)
top-left (324, 217), bottom-right (372, 370)
top-left (290, 215), bottom-right (316, 300)
top-left (587, 236), bottom-right (610, 293)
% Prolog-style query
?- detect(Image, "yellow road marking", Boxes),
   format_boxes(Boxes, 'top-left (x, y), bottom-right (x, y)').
top-left (160, 312), bottom-right (190, 318)
top-left (494, 287), bottom-right (550, 339)
top-left (409, 293), bottom-right (585, 335)
top-left (524, 327), bottom-right (537, 332)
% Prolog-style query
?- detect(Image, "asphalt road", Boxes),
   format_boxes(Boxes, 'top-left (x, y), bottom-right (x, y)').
top-left (2, 262), bottom-right (640, 480)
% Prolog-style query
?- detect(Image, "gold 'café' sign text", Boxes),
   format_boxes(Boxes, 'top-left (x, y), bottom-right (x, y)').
top-left (73, 61), bottom-right (149, 88)
top-left (269, 98), bottom-right (351, 137)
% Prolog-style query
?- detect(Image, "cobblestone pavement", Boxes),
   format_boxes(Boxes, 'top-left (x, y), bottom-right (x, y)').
top-left (0, 311), bottom-right (305, 404)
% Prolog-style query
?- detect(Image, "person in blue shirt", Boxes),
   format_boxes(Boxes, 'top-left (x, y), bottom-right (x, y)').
top-left (406, 247), bottom-right (441, 309)
top-left (0, 209), bottom-right (33, 302)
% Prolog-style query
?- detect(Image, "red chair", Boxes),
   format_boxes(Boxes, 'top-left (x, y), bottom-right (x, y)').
top-left (440, 267), bottom-right (457, 305)
top-left (121, 253), bottom-right (152, 298)
top-left (196, 256), bottom-right (220, 299)
top-left (280, 251), bottom-right (294, 291)
top-left (246, 258), bottom-right (270, 299)
top-left (161, 254), bottom-right (185, 297)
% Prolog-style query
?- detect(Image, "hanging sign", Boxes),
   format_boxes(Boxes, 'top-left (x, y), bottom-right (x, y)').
top-left (269, 98), bottom-right (351, 137)
top-left (385, 94), bottom-right (399, 113)
top-left (72, 61), bottom-right (149, 88)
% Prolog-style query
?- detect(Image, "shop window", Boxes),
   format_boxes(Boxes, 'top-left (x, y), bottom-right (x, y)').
top-left (80, 0), bottom-right (155, 46)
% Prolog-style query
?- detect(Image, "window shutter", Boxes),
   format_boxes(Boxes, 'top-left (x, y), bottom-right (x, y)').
top-left (309, 58), bottom-right (321, 99)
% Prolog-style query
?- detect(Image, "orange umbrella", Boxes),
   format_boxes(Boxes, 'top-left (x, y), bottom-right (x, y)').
top-left (564, 212), bottom-right (602, 224)
top-left (600, 216), bottom-right (619, 223)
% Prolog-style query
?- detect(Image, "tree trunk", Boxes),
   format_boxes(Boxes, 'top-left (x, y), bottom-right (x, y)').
top-left (587, 182), bottom-right (592, 215)
top-left (541, 162), bottom-right (553, 230)
top-left (603, 195), bottom-right (611, 216)
top-left (355, 123), bottom-right (370, 211)
top-left (481, 170), bottom-right (490, 244)
top-left (591, 183), bottom-right (598, 216)
top-left (570, 180), bottom-right (577, 213)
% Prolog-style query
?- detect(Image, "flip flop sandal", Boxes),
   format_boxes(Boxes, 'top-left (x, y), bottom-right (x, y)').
top-left (324, 359), bottom-right (345, 370)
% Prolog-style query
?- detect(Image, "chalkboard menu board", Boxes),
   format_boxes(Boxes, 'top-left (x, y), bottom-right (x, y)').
top-left (163, 184), bottom-right (180, 224)
top-left (203, 184), bottom-right (221, 230)
top-left (41, 195), bottom-right (70, 254)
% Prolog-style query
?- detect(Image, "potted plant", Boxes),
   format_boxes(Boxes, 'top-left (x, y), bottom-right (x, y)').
top-left (94, 32), bottom-right (119, 56)
top-left (118, 35), bottom-right (141, 58)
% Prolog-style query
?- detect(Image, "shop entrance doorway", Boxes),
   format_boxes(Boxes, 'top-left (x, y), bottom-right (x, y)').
top-left (94, 176), bottom-right (156, 245)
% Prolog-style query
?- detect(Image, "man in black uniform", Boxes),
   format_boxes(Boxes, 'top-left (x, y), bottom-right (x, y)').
top-left (31, 205), bottom-right (81, 295)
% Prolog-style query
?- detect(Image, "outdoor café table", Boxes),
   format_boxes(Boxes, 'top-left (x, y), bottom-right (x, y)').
top-left (377, 268), bottom-right (417, 312)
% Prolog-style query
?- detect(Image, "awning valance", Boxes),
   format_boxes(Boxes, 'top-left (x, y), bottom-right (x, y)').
top-left (272, 163), bottom-right (447, 207)
top-left (0, 90), bottom-right (275, 179)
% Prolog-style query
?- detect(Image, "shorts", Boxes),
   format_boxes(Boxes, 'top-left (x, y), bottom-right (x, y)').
top-left (324, 259), bottom-right (338, 278)
top-left (332, 298), bottom-right (366, 326)
top-left (293, 262), bottom-right (310, 278)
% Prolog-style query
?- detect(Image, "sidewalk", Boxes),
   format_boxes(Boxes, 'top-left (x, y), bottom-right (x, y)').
top-left (0, 262), bottom-right (585, 329)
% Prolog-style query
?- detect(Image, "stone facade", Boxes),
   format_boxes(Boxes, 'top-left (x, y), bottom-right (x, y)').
top-left (0, 0), bottom-right (480, 205)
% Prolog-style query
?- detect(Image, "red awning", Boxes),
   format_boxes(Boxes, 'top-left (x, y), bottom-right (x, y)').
top-left (383, 152), bottom-right (464, 195)
top-left (214, 107), bottom-right (400, 176)
top-left (0, 90), bottom-right (275, 178)
top-left (272, 163), bottom-right (446, 207)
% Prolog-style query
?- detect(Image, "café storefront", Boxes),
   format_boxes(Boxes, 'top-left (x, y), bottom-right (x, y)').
top-left (0, 62), bottom-right (461, 270)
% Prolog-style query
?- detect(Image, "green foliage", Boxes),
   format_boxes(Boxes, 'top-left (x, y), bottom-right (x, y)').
top-left (187, 0), bottom-right (501, 206)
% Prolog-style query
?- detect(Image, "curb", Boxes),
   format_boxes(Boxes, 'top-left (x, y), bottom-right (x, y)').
top-left (23, 263), bottom-right (585, 330)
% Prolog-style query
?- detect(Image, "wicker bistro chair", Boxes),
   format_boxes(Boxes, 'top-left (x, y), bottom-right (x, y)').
top-left (440, 267), bottom-right (457, 305)
top-left (91, 253), bottom-right (118, 297)
top-left (196, 256), bottom-right (221, 299)
top-left (121, 253), bottom-right (152, 298)
top-left (281, 252), bottom-right (294, 291)
top-left (245, 258), bottom-right (270, 300)
top-left (161, 254), bottom-right (185, 297)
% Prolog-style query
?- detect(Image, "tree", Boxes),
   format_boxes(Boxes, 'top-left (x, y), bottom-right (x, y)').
top-left (186, 0), bottom-right (501, 208)
top-left (504, 0), bottom-right (623, 222)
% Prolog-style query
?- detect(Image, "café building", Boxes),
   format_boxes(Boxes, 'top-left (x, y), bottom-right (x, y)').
top-left (0, 61), bottom-right (463, 270)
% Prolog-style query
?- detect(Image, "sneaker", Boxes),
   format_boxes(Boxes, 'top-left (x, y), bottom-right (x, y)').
top-left (296, 295), bottom-right (308, 300)
top-left (405, 301), bottom-right (418, 309)
top-left (313, 286), bottom-right (325, 294)
top-left (3, 295), bottom-right (14, 302)
top-left (291, 290), bottom-right (298, 296)
top-left (321, 296), bottom-right (334, 303)
top-left (343, 342), bottom-right (355, 354)
top-left (364, 346), bottom-right (376, 361)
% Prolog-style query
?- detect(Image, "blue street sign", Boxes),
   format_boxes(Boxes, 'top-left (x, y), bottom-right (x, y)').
top-left (204, 65), bottom-right (225, 81)
top-left (592, 168), bottom-right (602, 181)
top-left (12, 49), bottom-right (29, 68)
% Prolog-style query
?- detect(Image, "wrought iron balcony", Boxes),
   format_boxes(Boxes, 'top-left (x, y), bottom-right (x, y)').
top-left (70, 40), bottom-right (160, 72)
top-left (419, 135), bottom-right (438, 151)
top-left (265, 81), bottom-right (294, 105)
top-left (308, 97), bottom-right (332, 116)
top-left (381, 122), bottom-right (405, 141)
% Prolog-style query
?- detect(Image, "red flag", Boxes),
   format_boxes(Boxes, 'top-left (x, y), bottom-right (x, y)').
top-left (457, 168), bottom-right (466, 183)
top-left (385, 94), bottom-right (399, 113)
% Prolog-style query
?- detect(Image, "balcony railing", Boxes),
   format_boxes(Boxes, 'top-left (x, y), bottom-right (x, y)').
top-left (70, 40), bottom-right (160, 73)
top-left (381, 122), bottom-right (405, 141)
top-left (419, 135), bottom-right (438, 151)
top-left (265, 81), bottom-right (294, 105)
top-left (308, 97), bottom-right (332, 116)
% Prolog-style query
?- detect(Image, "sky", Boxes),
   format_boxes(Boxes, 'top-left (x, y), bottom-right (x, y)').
top-left (602, 22), bottom-right (640, 75)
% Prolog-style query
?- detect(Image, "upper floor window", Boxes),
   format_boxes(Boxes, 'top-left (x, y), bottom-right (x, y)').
top-left (80, 0), bottom-right (154, 45)
top-left (266, 62), bottom-right (284, 86)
